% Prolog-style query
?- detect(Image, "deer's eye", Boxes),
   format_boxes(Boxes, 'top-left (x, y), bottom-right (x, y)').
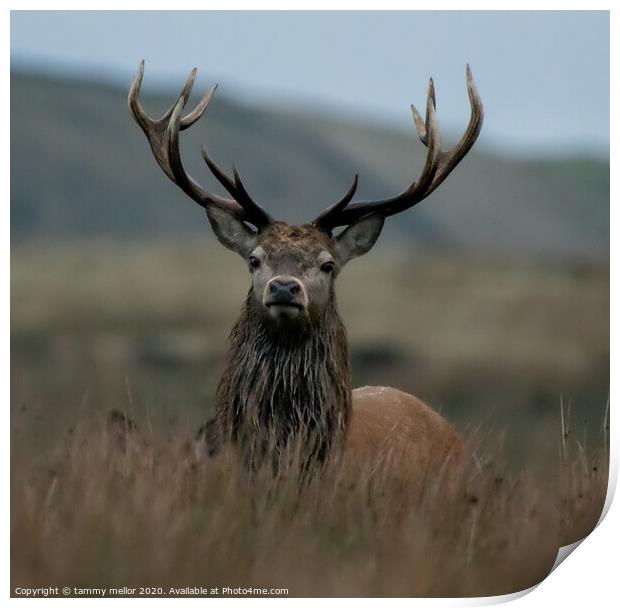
top-left (249, 256), bottom-right (261, 271)
top-left (320, 261), bottom-right (335, 273)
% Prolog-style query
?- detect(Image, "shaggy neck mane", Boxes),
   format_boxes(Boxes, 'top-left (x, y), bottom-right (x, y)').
top-left (215, 291), bottom-right (351, 466)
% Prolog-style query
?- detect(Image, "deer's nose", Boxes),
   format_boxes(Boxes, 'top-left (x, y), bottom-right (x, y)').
top-left (268, 277), bottom-right (302, 303)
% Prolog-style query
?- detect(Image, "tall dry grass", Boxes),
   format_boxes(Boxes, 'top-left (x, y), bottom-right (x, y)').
top-left (11, 405), bottom-right (608, 598)
top-left (11, 244), bottom-right (609, 596)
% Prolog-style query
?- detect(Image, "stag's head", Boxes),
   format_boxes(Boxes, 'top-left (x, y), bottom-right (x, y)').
top-left (129, 61), bottom-right (483, 329)
top-left (224, 219), bottom-right (382, 326)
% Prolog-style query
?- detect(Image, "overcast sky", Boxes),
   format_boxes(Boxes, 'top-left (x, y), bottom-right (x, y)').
top-left (11, 10), bottom-right (609, 157)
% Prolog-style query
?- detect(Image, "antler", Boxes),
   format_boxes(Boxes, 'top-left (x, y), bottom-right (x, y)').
top-left (128, 60), bottom-right (273, 229)
top-left (314, 65), bottom-right (483, 232)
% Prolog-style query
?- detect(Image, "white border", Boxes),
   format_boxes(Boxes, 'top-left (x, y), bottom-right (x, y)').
top-left (5, 3), bottom-right (615, 606)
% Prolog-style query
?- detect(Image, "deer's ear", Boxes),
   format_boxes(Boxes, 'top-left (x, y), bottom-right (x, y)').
top-left (335, 214), bottom-right (385, 265)
top-left (206, 206), bottom-right (257, 259)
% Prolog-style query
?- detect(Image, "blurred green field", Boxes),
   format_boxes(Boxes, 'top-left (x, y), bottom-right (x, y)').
top-left (11, 242), bottom-right (609, 468)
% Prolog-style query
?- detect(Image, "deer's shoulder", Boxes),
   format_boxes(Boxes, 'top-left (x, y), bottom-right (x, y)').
top-left (347, 386), bottom-right (463, 475)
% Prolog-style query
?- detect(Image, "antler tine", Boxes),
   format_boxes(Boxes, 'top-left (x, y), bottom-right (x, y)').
top-left (128, 61), bottom-right (272, 228)
top-left (411, 104), bottom-right (427, 145)
top-left (166, 97), bottom-right (240, 215)
top-left (233, 167), bottom-right (274, 228)
top-left (313, 174), bottom-right (359, 231)
top-left (200, 148), bottom-right (273, 229)
top-left (429, 64), bottom-right (483, 191)
top-left (160, 67), bottom-right (197, 122)
top-left (408, 81), bottom-right (442, 194)
top-left (201, 145), bottom-right (240, 199)
top-left (312, 66), bottom-right (483, 230)
top-left (128, 60), bottom-right (150, 133)
top-left (181, 83), bottom-right (217, 130)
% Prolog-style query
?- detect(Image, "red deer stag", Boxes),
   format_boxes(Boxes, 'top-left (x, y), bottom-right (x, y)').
top-left (128, 61), bottom-right (483, 485)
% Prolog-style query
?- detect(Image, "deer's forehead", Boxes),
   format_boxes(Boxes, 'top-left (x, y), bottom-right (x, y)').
top-left (256, 223), bottom-right (335, 258)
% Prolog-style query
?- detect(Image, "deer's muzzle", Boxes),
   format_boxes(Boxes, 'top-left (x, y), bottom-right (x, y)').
top-left (264, 276), bottom-right (308, 320)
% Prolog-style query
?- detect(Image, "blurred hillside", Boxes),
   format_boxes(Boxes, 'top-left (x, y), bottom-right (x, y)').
top-left (11, 70), bottom-right (609, 258)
